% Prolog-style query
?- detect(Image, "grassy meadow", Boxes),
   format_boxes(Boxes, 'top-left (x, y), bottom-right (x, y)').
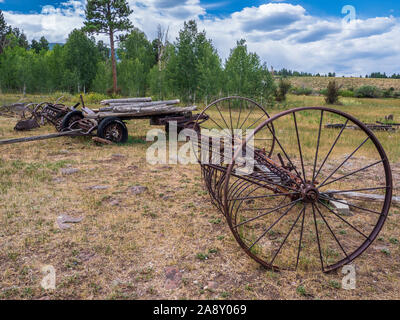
top-left (0, 91), bottom-right (400, 300)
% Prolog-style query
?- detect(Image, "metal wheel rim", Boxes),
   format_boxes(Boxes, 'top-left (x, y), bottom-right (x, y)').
top-left (224, 106), bottom-right (393, 272)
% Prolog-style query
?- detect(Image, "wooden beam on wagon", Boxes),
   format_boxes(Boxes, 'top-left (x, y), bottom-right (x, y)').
top-left (100, 97), bottom-right (152, 105)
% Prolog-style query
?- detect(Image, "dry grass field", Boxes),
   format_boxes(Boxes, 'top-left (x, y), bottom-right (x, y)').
top-left (288, 76), bottom-right (400, 91)
top-left (0, 92), bottom-right (400, 300)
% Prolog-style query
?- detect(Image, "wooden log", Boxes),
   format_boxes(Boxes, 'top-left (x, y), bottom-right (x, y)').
top-left (100, 97), bottom-right (152, 105)
top-left (110, 99), bottom-right (180, 108)
top-left (113, 103), bottom-right (167, 113)
top-left (326, 190), bottom-right (400, 206)
top-left (92, 137), bottom-right (114, 145)
top-left (86, 105), bottom-right (197, 119)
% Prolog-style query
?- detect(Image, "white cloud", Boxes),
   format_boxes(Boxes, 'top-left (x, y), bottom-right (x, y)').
top-left (2, 1), bottom-right (400, 75)
top-left (3, 0), bottom-right (86, 43)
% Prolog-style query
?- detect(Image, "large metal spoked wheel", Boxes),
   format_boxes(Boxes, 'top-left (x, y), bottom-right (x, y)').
top-left (97, 117), bottom-right (129, 144)
top-left (224, 107), bottom-right (392, 272)
top-left (194, 96), bottom-right (275, 215)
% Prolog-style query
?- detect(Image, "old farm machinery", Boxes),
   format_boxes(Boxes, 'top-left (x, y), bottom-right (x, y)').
top-left (0, 97), bottom-right (205, 145)
top-left (0, 96), bottom-right (393, 273)
top-left (193, 96), bottom-right (392, 273)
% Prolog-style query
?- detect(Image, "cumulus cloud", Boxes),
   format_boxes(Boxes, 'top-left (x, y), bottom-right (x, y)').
top-left (3, 0), bottom-right (85, 42)
top-left (2, 1), bottom-right (400, 75)
top-left (231, 3), bottom-right (306, 32)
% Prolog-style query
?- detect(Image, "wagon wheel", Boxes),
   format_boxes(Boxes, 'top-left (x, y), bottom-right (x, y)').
top-left (21, 103), bottom-right (37, 120)
top-left (97, 117), bottom-right (128, 144)
top-left (194, 96), bottom-right (275, 214)
top-left (224, 107), bottom-right (392, 272)
top-left (61, 111), bottom-right (84, 131)
top-left (32, 102), bottom-right (50, 125)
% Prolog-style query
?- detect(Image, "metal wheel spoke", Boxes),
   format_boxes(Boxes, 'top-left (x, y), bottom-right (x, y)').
top-left (295, 206), bottom-right (306, 270)
top-left (214, 104), bottom-right (231, 132)
top-left (245, 112), bottom-right (267, 131)
top-left (319, 195), bottom-right (382, 215)
top-left (236, 99), bottom-right (244, 129)
top-left (270, 205), bottom-right (305, 266)
top-left (314, 204), bottom-right (349, 259)
top-left (228, 99), bottom-right (234, 137)
top-left (238, 101), bottom-right (256, 130)
top-left (312, 111), bottom-right (324, 184)
top-left (319, 137), bottom-right (370, 187)
top-left (293, 113), bottom-right (306, 182)
top-left (265, 120), bottom-right (303, 182)
top-left (322, 186), bottom-right (388, 195)
top-left (319, 160), bottom-right (383, 188)
top-left (312, 204), bottom-right (325, 271)
top-left (314, 119), bottom-right (349, 182)
top-left (317, 200), bottom-right (369, 239)
top-left (248, 201), bottom-right (298, 251)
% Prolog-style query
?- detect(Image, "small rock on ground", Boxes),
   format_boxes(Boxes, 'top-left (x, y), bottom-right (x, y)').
top-left (57, 214), bottom-right (83, 230)
top-left (128, 186), bottom-right (148, 195)
top-left (86, 185), bottom-right (110, 190)
top-left (61, 168), bottom-right (79, 175)
top-left (164, 267), bottom-right (182, 290)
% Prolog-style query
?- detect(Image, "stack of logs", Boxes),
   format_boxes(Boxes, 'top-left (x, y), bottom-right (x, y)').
top-left (96, 97), bottom-right (195, 117)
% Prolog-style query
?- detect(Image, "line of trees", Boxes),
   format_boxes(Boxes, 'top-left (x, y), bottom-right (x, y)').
top-left (0, 9), bottom-right (275, 104)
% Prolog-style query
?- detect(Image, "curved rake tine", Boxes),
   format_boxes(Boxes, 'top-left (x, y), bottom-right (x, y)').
top-left (229, 191), bottom-right (298, 202)
top-left (233, 199), bottom-right (302, 228)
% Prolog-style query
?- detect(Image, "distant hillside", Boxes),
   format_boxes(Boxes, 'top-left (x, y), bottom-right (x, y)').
top-left (287, 76), bottom-right (400, 91)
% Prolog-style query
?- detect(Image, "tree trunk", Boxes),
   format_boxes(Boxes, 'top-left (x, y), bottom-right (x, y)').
top-left (109, 29), bottom-right (117, 94)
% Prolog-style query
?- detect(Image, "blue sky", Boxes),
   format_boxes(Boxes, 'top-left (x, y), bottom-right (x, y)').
top-left (1, 0), bottom-right (399, 18)
top-left (1, 1), bottom-right (400, 75)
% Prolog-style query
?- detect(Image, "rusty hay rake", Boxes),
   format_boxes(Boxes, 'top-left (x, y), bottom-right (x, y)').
top-left (194, 96), bottom-right (392, 273)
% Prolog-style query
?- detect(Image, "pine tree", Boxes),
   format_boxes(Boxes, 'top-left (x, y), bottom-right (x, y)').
top-left (83, 0), bottom-right (133, 94)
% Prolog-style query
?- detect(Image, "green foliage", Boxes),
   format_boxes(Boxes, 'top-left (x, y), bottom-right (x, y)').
top-left (275, 78), bottom-right (291, 101)
top-left (92, 61), bottom-right (113, 93)
top-left (296, 285), bottom-right (306, 296)
top-left (117, 28), bottom-right (156, 96)
top-left (83, 0), bottom-right (133, 36)
top-left (167, 20), bottom-right (207, 102)
top-left (383, 87), bottom-right (395, 98)
top-left (77, 92), bottom-right (109, 104)
top-left (84, 0), bottom-right (134, 93)
top-left (291, 86), bottom-right (313, 96)
top-left (30, 36), bottom-right (49, 53)
top-left (354, 85), bottom-right (383, 98)
top-left (63, 30), bottom-right (100, 92)
top-left (324, 80), bottom-right (341, 104)
top-left (339, 89), bottom-right (355, 97)
top-left (224, 39), bottom-right (275, 101)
